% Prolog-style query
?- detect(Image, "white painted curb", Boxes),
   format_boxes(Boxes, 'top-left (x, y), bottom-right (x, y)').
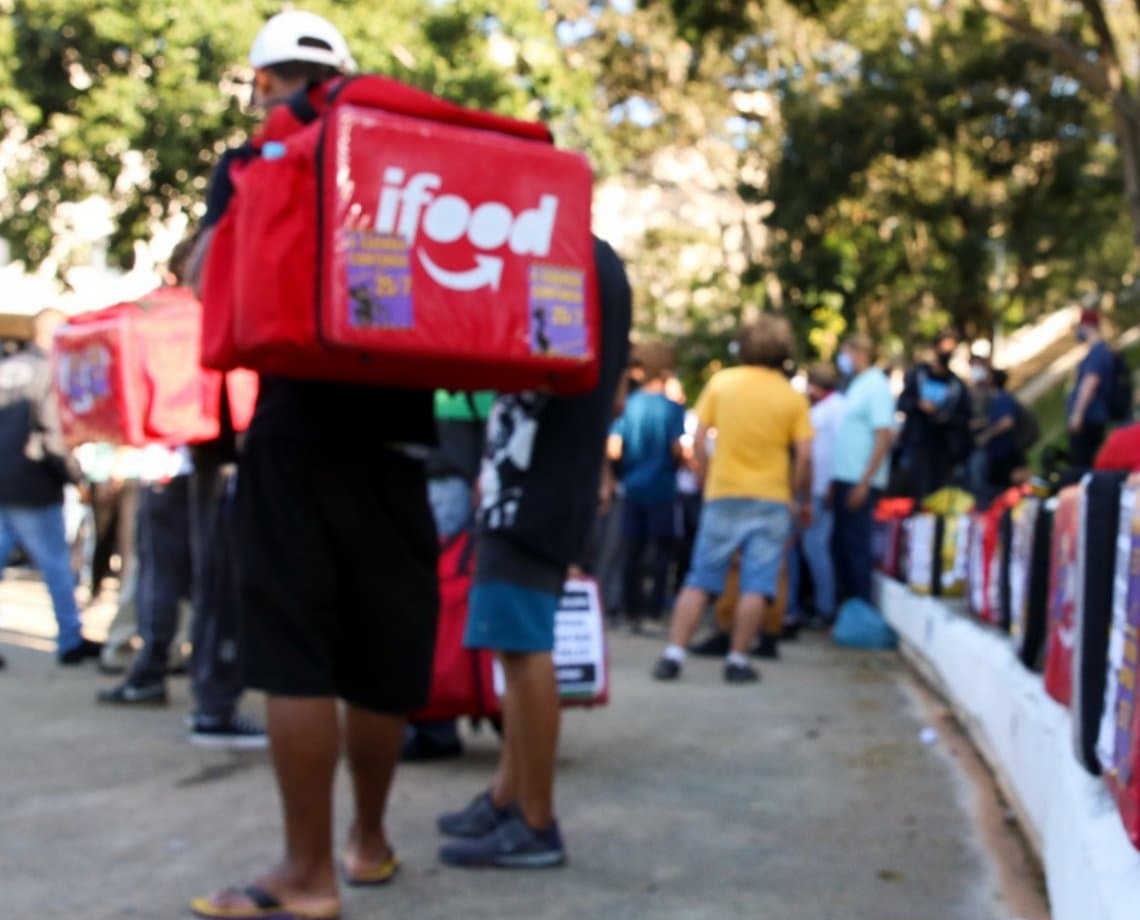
top-left (877, 575), bottom-right (1140, 920)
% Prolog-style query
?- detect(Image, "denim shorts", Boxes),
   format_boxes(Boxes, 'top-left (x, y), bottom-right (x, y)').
top-left (685, 499), bottom-right (791, 599)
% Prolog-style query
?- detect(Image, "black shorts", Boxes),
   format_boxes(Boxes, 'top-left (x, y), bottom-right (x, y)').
top-left (237, 439), bottom-right (439, 714)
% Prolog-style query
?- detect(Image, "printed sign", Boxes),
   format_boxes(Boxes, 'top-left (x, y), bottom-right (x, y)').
top-left (493, 577), bottom-right (607, 701)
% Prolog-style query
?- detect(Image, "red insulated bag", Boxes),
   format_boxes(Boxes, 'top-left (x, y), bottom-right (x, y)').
top-left (1097, 473), bottom-right (1140, 848)
top-left (872, 498), bottom-right (913, 578)
top-left (1045, 485), bottom-right (1082, 706)
top-left (968, 487), bottom-right (1023, 625)
top-left (53, 287), bottom-right (257, 448)
top-left (411, 528), bottom-right (499, 723)
top-left (202, 76), bottom-right (598, 394)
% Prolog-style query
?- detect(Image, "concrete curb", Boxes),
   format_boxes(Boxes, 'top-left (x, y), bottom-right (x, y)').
top-left (877, 575), bottom-right (1140, 920)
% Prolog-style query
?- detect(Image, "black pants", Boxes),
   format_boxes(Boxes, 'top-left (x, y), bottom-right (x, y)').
top-left (621, 498), bottom-right (675, 619)
top-left (1069, 422), bottom-right (1106, 470)
top-left (189, 460), bottom-right (245, 721)
top-left (672, 492), bottom-right (702, 597)
top-left (127, 477), bottom-right (193, 687)
top-left (831, 482), bottom-right (880, 606)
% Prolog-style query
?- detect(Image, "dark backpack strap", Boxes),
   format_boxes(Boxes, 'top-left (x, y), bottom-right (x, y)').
top-left (286, 86), bottom-right (322, 125)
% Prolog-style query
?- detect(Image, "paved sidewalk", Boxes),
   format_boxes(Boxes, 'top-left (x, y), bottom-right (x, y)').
top-left (1, 575), bottom-right (1038, 919)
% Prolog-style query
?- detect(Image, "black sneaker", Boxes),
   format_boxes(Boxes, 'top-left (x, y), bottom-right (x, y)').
top-left (652, 657), bottom-right (682, 681)
top-left (752, 635), bottom-right (780, 659)
top-left (59, 638), bottom-right (104, 666)
top-left (188, 714), bottom-right (268, 751)
top-left (782, 621), bottom-right (801, 641)
top-left (724, 662), bottom-right (760, 684)
top-left (439, 813), bottom-right (566, 869)
top-left (437, 790), bottom-right (512, 839)
top-left (688, 632), bottom-right (731, 657)
top-left (96, 681), bottom-right (168, 706)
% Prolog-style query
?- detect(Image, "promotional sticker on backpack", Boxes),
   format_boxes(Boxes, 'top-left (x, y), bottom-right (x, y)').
top-left (203, 75), bottom-right (599, 395)
top-left (1096, 473), bottom-right (1140, 849)
top-left (1045, 485), bottom-right (1082, 706)
top-left (53, 288), bottom-right (257, 448)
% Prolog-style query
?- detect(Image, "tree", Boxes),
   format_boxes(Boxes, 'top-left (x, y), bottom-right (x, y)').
top-left (0, 0), bottom-right (603, 273)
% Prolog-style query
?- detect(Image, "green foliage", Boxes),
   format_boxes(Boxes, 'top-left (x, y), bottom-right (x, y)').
top-left (0, 0), bottom-right (605, 272)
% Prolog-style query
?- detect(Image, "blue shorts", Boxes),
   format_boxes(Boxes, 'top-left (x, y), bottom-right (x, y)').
top-left (464, 535), bottom-right (564, 653)
top-left (685, 499), bottom-right (791, 599)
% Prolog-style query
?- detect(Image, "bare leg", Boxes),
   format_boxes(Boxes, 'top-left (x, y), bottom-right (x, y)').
top-left (667, 586), bottom-right (711, 648)
top-left (490, 668), bottom-right (523, 810)
top-left (195, 696), bottom-right (341, 915)
top-left (497, 652), bottom-right (560, 829)
top-left (342, 705), bottom-right (405, 877)
top-left (730, 592), bottom-right (767, 655)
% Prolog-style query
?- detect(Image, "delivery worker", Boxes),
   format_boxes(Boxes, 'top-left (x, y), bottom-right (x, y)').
top-left (188, 12), bottom-right (438, 918)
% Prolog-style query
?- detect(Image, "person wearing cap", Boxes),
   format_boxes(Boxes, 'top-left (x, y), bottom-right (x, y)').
top-left (830, 334), bottom-right (895, 607)
top-left (189, 12), bottom-right (436, 920)
top-left (1067, 307), bottom-right (1114, 467)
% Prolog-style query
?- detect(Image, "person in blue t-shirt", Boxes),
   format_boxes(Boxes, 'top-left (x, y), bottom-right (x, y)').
top-left (1068, 309), bottom-right (1114, 468)
top-left (608, 342), bottom-right (685, 627)
top-left (976, 369), bottom-right (1022, 491)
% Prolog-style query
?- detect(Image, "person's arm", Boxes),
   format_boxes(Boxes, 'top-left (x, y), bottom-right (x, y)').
top-left (896, 368), bottom-right (919, 415)
top-left (977, 412), bottom-right (1015, 446)
top-left (186, 226), bottom-right (216, 297)
top-left (598, 452), bottom-right (617, 514)
top-left (606, 432), bottom-right (623, 463)
top-left (28, 357), bottom-right (82, 485)
top-left (1069, 373), bottom-right (1101, 432)
top-left (847, 428), bottom-right (893, 510)
top-left (791, 438), bottom-right (813, 526)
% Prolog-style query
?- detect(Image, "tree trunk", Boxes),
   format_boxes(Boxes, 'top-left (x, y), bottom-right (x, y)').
top-left (1114, 93), bottom-right (1140, 249)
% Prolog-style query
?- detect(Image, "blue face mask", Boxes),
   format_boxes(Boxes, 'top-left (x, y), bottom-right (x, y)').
top-left (837, 351), bottom-right (855, 377)
top-left (1076, 327), bottom-right (1090, 344)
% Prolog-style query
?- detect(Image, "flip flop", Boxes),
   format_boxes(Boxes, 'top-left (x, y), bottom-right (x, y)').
top-left (340, 853), bottom-right (400, 887)
top-left (190, 885), bottom-right (340, 920)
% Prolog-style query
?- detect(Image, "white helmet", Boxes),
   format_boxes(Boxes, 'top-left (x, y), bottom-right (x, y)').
top-left (249, 10), bottom-right (356, 73)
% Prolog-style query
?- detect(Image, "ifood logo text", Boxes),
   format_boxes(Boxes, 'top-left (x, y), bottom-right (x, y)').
top-left (374, 168), bottom-right (559, 292)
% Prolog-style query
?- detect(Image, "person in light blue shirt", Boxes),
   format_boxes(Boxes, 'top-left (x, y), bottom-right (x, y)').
top-left (831, 334), bottom-right (895, 605)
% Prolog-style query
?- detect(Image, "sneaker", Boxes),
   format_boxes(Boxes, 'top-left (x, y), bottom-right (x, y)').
top-left (688, 632), bottom-right (731, 657)
top-left (58, 638), bottom-right (104, 666)
top-left (724, 662), bottom-right (760, 684)
top-left (188, 714), bottom-right (268, 751)
top-left (652, 657), bottom-right (682, 681)
top-left (437, 790), bottom-right (512, 839)
top-left (781, 621), bottom-right (801, 641)
top-left (96, 681), bottom-right (168, 706)
top-left (752, 635), bottom-right (780, 659)
top-left (439, 813), bottom-right (566, 869)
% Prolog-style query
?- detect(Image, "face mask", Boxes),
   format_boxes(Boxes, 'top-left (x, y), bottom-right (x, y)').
top-left (1076, 327), bottom-right (1090, 344)
top-left (837, 351), bottom-right (855, 377)
top-left (936, 349), bottom-right (954, 366)
top-left (970, 367), bottom-right (986, 385)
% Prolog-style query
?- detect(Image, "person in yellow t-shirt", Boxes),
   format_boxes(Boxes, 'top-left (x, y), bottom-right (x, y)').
top-left (653, 315), bottom-right (813, 685)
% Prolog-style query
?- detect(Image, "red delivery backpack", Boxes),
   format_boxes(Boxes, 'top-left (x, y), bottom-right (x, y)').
top-left (202, 75), bottom-right (598, 395)
top-left (872, 497), bottom-right (913, 578)
top-left (1097, 473), bottom-right (1140, 849)
top-left (411, 528), bottom-right (499, 722)
top-left (53, 287), bottom-right (257, 448)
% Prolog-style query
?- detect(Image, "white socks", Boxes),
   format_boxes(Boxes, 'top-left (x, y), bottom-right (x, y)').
top-left (726, 651), bottom-right (750, 667)
top-left (664, 644), bottom-right (686, 663)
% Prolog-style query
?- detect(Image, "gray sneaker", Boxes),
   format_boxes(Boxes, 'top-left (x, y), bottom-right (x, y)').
top-left (439, 814), bottom-right (566, 869)
top-left (437, 790), bottom-right (512, 839)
